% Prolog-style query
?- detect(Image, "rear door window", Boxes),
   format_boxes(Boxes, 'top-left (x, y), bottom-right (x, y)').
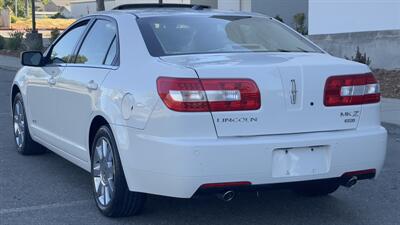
top-left (104, 36), bottom-right (117, 65)
top-left (75, 19), bottom-right (117, 65)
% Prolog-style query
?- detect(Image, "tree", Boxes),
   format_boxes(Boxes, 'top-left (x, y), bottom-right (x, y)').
top-left (96, 0), bottom-right (104, 11)
top-left (1, 0), bottom-right (50, 17)
top-left (3, 0), bottom-right (25, 17)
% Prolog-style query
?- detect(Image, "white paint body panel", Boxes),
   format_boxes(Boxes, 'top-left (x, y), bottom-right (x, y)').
top-left (11, 10), bottom-right (387, 199)
top-left (161, 53), bottom-right (368, 137)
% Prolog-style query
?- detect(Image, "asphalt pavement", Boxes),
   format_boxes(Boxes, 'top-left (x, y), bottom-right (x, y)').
top-left (0, 68), bottom-right (399, 225)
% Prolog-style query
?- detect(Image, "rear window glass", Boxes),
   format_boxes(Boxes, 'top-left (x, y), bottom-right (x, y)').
top-left (137, 15), bottom-right (321, 56)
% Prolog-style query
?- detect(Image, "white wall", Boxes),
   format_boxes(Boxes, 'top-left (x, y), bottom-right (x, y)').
top-left (218, 0), bottom-right (251, 11)
top-left (70, 0), bottom-right (116, 18)
top-left (309, 0), bottom-right (400, 35)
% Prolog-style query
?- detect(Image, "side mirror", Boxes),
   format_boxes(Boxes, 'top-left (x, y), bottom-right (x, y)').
top-left (21, 51), bottom-right (44, 67)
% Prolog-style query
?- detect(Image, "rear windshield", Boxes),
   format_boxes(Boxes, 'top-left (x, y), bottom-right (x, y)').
top-left (137, 15), bottom-right (321, 56)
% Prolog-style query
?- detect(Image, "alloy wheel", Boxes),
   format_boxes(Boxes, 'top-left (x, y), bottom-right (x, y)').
top-left (93, 137), bottom-right (115, 206)
top-left (13, 100), bottom-right (25, 148)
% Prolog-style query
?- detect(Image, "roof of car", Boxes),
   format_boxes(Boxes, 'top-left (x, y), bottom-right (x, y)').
top-left (104, 4), bottom-right (266, 19)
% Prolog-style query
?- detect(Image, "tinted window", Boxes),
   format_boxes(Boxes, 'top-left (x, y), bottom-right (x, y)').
top-left (51, 22), bottom-right (88, 64)
top-left (75, 19), bottom-right (117, 65)
top-left (138, 16), bottom-right (321, 56)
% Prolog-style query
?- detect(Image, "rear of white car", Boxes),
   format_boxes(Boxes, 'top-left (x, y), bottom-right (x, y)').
top-left (11, 5), bottom-right (387, 217)
top-left (115, 13), bottom-right (387, 199)
top-left (116, 55), bottom-right (386, 198)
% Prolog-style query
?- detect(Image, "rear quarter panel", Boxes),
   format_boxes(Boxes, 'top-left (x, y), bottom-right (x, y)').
top-left (97, 13), bottom-right (204, 130)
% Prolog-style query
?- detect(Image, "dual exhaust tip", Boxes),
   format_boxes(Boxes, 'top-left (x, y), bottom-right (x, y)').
top-left (216, 190), bottom-right (235, 202)
top-left (343, 176), bottom-right (358, 188)
top-left (215, 176), bottom-right (358, 202)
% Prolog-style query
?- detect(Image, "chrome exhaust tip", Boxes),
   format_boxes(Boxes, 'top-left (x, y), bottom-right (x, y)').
top-left (217, 190), bottom-right (235, 202)
top-left (344, 176), bottom-right (358, 188)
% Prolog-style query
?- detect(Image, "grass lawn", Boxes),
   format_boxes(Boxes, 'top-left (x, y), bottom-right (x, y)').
top-left (11, 18), bottom-right (75, 30)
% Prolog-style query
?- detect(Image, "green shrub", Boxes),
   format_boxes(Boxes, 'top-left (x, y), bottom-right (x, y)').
top-left (274, 15), bottom-right (284, 23)
top-left (50, 12), bottom-right (66, 19)
top-left (346, 47), bottom-right (372, 66)
top-left (0, 35), bottom-right (5, 49)
top-left (50, 29), bottom-right (60, 43)
top-left (10, 15), bottom-right (17, 23)
top-left (293, 13), bottom-right (308, 35)
top-left (7, 30), bottom-right (25, 50)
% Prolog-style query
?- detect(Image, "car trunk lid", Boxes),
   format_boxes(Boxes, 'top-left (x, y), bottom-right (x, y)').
top-left (160, 53), bottom-right (368, 137)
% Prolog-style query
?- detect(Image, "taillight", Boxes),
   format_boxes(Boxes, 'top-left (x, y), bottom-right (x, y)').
top-left (324, 73), bottom-right (380, 106)
top-left (157, 77), bottom-right (261, 112)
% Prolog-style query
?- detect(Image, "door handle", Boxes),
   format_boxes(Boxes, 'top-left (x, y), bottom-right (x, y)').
top-left (86, 80), bottom-right (98, 91)
top-left (48, 77), bottom-right (56, 85)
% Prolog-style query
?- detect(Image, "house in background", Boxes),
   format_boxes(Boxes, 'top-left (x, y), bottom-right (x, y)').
top-left (70, 0), bottom-right (115, 18)
top-left (70, 0), bottom-right (217, 18)
top-left (36, 0), bottom-right (72, 17)
top-left (70, 0), bottom-right (399, 35)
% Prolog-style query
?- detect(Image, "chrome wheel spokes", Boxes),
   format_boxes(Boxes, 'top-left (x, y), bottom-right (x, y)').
top-left (13, 100), bottom-right (25, 148)
top-left (93, 137), bottom-right (115, 206)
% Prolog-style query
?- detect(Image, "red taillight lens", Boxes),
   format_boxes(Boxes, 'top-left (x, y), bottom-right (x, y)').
top-left (157, 77), bottom-right (261, 112)
top-left (324, 73), bottom-right (380, 106)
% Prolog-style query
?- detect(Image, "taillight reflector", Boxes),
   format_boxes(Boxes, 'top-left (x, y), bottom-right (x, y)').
top-left (157, 77), bottom-right (261, 112)
top-left (200, 181), bottom-right (252, 189)
top-left (342, 169), bottom-right (376, 178)
top-left (324, 73), bottom-right (380, 106)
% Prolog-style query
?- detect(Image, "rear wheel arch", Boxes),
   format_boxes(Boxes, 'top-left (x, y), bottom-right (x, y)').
top-left (89, 115), bottom-right (110, 155)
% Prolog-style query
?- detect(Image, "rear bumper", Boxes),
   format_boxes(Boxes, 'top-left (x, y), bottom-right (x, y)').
top-left (195, 171), bottom-right (376, 196)
top-left (113, 125), bottom-right (387, 198)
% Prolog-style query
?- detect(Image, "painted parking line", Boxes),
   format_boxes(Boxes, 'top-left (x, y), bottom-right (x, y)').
top-left (0, 200), bottom-right (92, 215)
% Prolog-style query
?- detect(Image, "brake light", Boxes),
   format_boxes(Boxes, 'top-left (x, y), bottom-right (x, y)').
top-left (324, 73), bottom-right (380, 106)
top-left (157, 77), bottom-right (261, 112)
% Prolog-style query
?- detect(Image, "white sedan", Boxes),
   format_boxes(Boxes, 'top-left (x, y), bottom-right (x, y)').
top-left (11, 4), bottom-right (387, 217)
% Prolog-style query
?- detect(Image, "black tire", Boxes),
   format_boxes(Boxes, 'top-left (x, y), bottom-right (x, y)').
top-left (12, 93), bottom-right (46, 155)
top-left (293, 180), bottom-right (340, 197)
top-left (91, 125), bottom-right (146, 217)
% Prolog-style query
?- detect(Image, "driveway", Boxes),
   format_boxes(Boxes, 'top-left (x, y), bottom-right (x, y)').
top-left (0, 68), bottom-right (399, 225)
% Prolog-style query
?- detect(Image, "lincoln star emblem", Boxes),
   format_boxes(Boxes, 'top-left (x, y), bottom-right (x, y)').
top-left (290, 79), bottom-right (297, 104)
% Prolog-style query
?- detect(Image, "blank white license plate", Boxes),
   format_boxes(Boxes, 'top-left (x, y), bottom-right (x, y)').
top-left (272, 146), bottom-right (330, 178)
